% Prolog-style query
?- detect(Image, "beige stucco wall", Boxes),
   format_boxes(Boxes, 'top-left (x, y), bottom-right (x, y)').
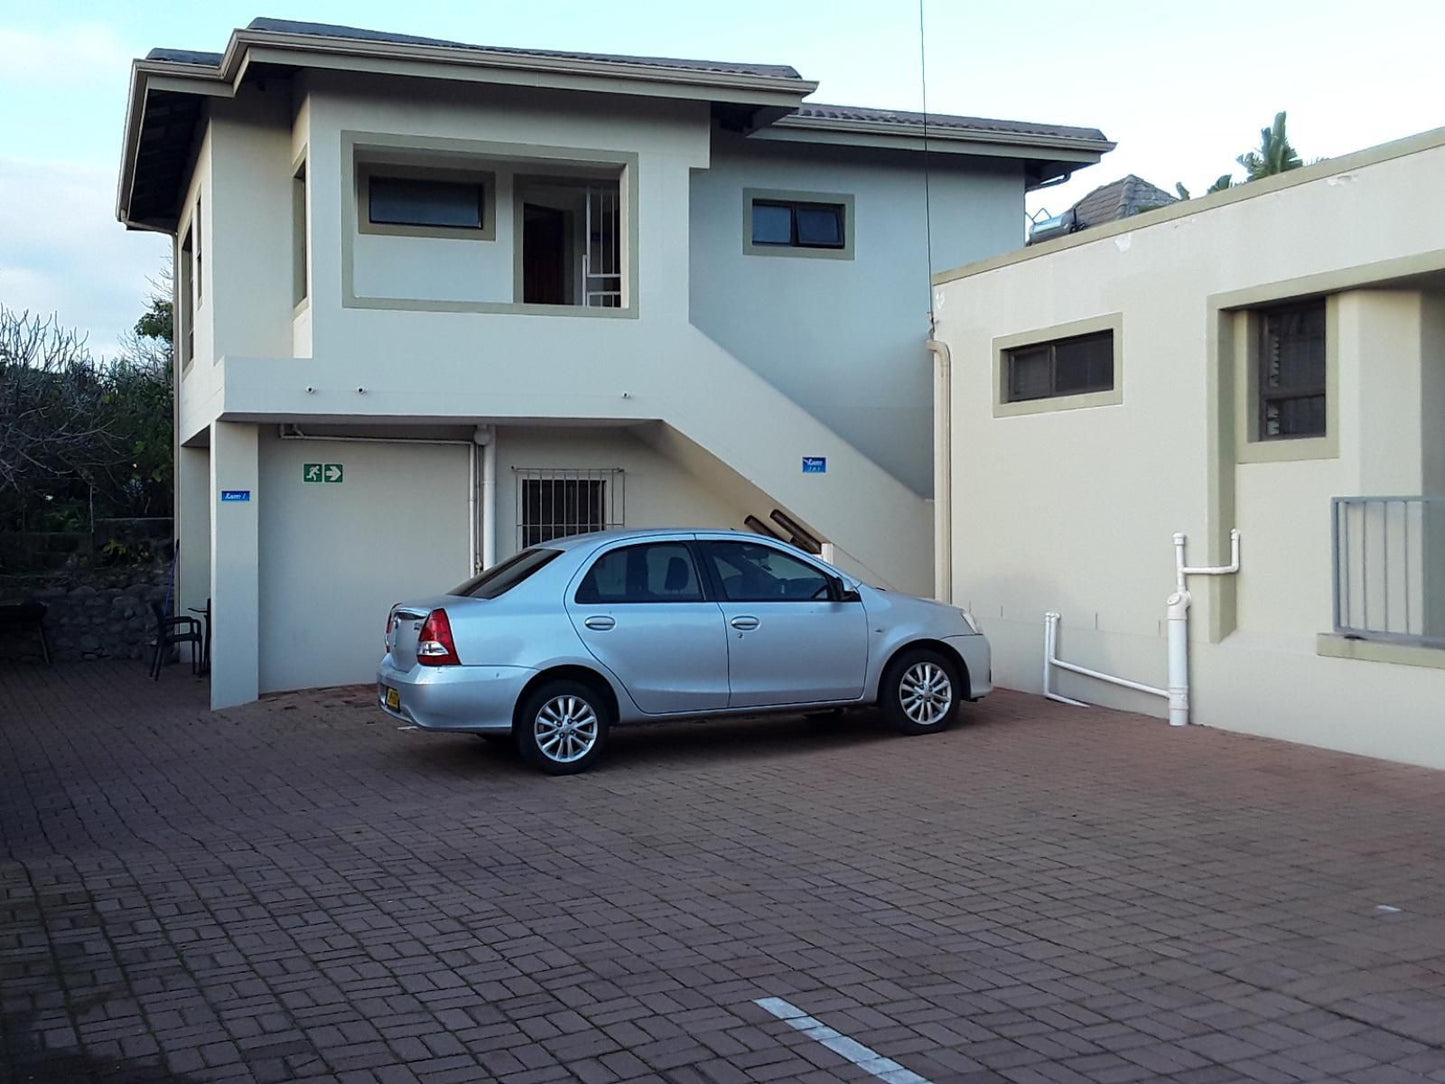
top-left (256, 428), bottom-right (471, 694)
top-left (180, 74), bottom-right (934, 599)
top-left (175, 444), bottom-right (210, 618)
top-left (250, 422), bottom-right (751, 694)
top-left (935, 131), bottom-right (1445, 768)
top-left (493, 426), bottom-right (751, 563)
top-left (175, 127), bottom-right (215, 446)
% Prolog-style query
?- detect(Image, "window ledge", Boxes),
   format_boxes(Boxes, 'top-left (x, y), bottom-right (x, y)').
top-left (743, 242), bottom-right (853, 261)
top-left (1316, 633), bottom-right (1445, 670)
top-left (1238, 434), bottom-right (1338, 464)
top-left (344, 294), bottom-right (636, 318)
top-left (994, 386), bottom-right (1123, 418)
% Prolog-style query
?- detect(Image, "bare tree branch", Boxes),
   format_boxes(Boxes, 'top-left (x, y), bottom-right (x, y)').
top-left (0, 308), bottom-right (119, 491)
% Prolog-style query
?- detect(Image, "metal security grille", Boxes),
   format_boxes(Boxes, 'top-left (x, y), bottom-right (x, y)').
top-left (1333, 495), bottom-right (1445, 647)
top-left (584, 183), bottom-right (622, 308)
top-left (516, 468), bottom-right (624, 549)
top-left (1259, 301), bottom-right (1326, 439)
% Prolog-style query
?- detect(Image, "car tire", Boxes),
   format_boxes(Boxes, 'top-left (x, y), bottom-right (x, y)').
top-left (880, 647), bottom-right (963, 736)
top-left (515, 679), bottom-right (610, 775)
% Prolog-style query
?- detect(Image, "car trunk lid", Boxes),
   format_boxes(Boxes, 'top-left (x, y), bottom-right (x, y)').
top-left (386, 605), bottom-right (433, 671)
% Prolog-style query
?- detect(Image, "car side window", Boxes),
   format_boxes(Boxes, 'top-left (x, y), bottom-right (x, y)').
top-left (702, 541), bottom-right (831, 602)
top-left (575, 543), bottom-right (704, 604)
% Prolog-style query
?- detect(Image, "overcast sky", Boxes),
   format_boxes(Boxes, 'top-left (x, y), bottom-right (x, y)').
top-left (2, 0), bottom-right (1441, 357)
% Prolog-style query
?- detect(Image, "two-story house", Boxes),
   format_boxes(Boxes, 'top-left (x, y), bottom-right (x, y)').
top-left (117, 18), bottom-right (1112, 708)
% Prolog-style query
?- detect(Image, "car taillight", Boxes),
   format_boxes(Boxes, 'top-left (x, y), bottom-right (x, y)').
top-left (385, 606), bottom-right (396, 653)
top-left (417, 608), bottom-right (461, 666)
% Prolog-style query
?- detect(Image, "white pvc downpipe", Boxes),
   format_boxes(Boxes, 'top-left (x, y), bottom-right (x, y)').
top-left (1165, 591), bottom-right (1192, 726)
top-left (1168, 529), bottom-right (1242, 726)
top-left (927, 338), bottom-right (952, 603)
top-left (475, 426), bottom-right (496, 571)
top-left (1044, 530), bottom-right (1241, 726)
top-left (1044, 611), bottom-right (1166, 708)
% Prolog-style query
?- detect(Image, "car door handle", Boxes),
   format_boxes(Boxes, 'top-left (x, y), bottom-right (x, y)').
top-left (584, 616), bottom-right (616, 631)
top-left (730, 616), bottom-right (760, 631)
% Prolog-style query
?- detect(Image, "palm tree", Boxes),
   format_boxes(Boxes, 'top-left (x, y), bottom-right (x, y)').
top-left (1176, 111), bottom-right (1302, 198)
top-left (1236, 111), bottom-right (1302, 180)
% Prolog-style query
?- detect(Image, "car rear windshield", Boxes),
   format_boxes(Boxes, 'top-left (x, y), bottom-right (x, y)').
top-left (450, 548), bottom-right (561, 599)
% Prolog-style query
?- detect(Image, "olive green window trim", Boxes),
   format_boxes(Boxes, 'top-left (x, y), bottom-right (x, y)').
top-left (340, 131), bottom-right (638, 318)
top-left (1205, 250), bottom-right (1445, 644)
top-left (1231, 296), bottom-right (1339, 463)
top-left (1316, 633), bottom-right (1445, 670)
top-left (356, 162), bottom-right (497, 241)
top-left (991, 313), bottom-right (1123, 418)
top-left (193, 196), bottom-right (203, 307)
top-left (743, 188), bottom-right (854, 260)
top-left (292, 150), bottom-right (309, 311)
top-left (177, 223), bottom-right (195, 371)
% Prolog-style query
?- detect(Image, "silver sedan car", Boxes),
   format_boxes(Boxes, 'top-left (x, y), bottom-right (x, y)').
top-left (378, 529), bottom-right (991, 774)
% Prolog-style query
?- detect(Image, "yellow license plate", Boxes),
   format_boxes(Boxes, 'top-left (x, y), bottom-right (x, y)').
top-left (385, 687), bottom-right (400, 711)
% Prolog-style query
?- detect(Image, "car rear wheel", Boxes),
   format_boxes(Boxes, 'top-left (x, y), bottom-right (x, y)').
top-left (516, 680), bottom-right (609, 775)
top-left (881, 647), bottom-right (962, 735)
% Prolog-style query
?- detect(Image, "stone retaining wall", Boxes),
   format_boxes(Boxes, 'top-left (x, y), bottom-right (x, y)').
top-left (0, 568), bottom-right (173, 663)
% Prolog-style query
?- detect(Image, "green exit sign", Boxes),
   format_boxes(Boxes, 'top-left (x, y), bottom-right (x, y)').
top-left (303, 463), bottom-right (344, 484)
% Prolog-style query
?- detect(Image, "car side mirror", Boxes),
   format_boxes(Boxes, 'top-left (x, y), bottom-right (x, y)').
top-left (835, 577), bottom-right (862, 603)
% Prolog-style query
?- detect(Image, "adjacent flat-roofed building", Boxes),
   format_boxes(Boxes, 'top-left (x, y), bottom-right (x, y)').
top-left (933, 127), bottom-right (1445, 769)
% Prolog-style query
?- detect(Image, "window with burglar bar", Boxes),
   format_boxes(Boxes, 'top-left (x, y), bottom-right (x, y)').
top-left (516, 468), bottom-right (624, 549)
top-left (1257, 300), bottom-right (1326, 440)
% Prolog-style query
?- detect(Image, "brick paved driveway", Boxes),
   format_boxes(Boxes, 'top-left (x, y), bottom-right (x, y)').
top-left (3, 662), bottom-right (1445, 1084)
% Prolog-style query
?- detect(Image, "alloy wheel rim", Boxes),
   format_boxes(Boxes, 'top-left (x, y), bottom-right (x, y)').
top-left (899, 662), bottom-right (953, 726)
top-left (535, 695), bottom-right (599, 762)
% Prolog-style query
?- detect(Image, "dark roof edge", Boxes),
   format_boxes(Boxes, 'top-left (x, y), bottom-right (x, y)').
top-left (245, 17), bottom-right (803, 79)
top-left (141, 18), bottom-right (805, 83)
top-left (146, 47), bottom-right (224, 65)
top-left (772, 104), bottom-right (1113, 154)
top-left (786, 103), bottom-right (1110, 146)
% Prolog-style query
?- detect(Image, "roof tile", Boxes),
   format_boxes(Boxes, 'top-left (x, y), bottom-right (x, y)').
top-left (1070, 174), bottom-right (1176, 227)
top-left (789, 103), bottom-right (1109, 144)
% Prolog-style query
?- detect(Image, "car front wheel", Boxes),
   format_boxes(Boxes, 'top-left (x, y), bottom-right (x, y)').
top-left (881, 647), bottom-right (962, 735)
top-left (516, 680), bottom-right (610, 774)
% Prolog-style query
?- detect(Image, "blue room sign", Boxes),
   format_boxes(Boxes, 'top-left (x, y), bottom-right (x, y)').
top-left (220, 490), bottom-right (252, 502)
top-left (802, 456), bottom-right (827, 474)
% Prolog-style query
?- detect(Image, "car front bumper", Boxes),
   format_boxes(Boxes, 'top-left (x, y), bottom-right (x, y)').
top-left (946, 634), bottom-right (993, 700)
top-left (377, 657), bottom-right (536, 733)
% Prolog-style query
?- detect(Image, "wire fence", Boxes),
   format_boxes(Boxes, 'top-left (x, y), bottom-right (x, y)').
top-left (0, 517), bottom-right (173, 573)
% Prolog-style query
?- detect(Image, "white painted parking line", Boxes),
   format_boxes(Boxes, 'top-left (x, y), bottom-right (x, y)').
top-left (754, 997), bottom-right (933, 1084)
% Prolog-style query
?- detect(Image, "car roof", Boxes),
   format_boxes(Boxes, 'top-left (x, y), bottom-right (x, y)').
top-left (542, 527), bottom-right (794, 552)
